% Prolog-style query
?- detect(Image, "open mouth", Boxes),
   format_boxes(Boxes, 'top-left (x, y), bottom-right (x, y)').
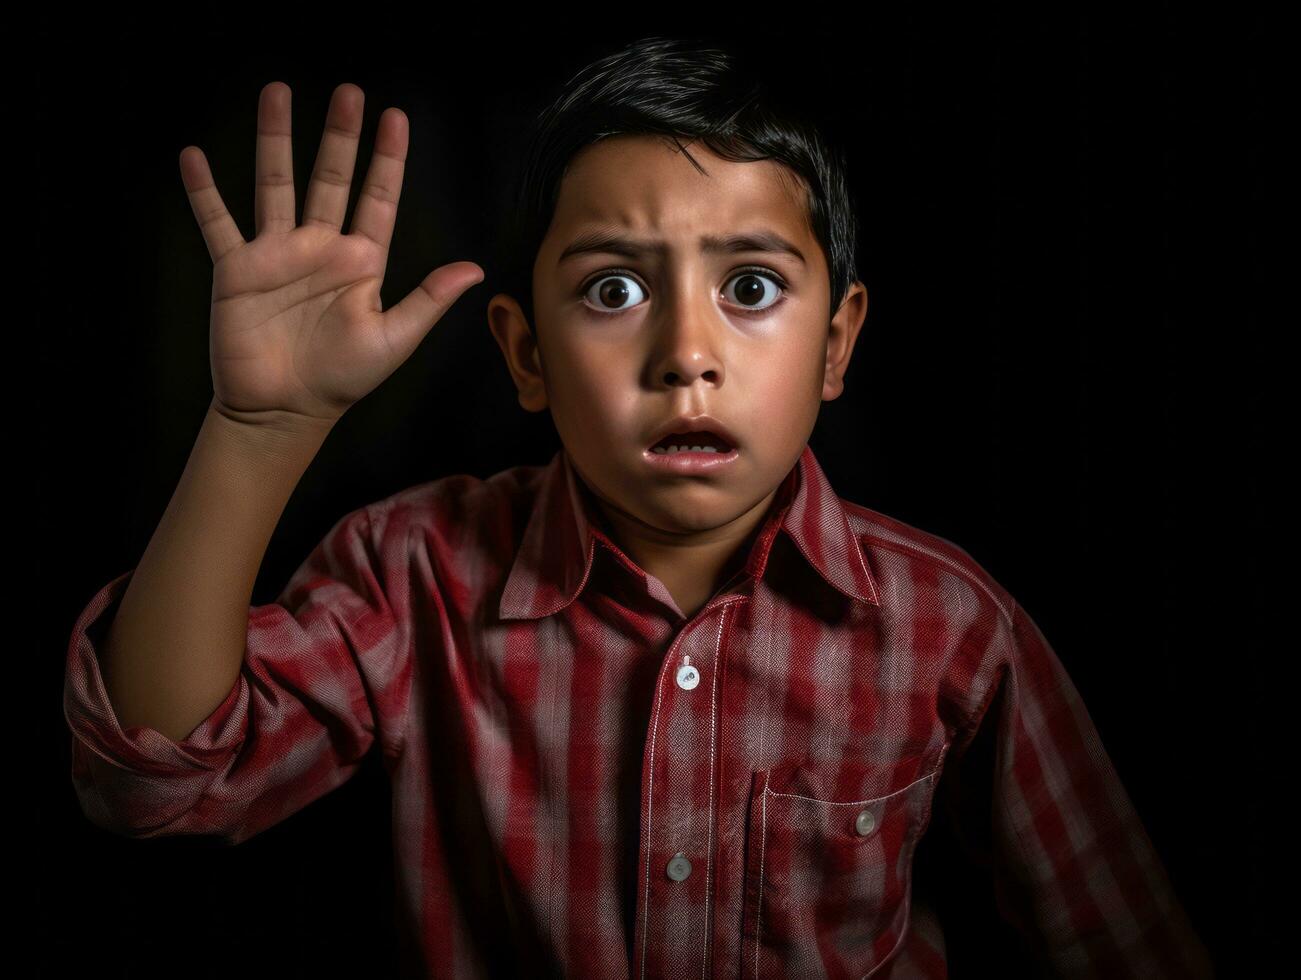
top-left (648, 430), bottom-right (734, 455)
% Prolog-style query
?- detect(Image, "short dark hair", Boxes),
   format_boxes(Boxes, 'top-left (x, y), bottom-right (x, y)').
top-left (496, 35), bottom-right (862, 335)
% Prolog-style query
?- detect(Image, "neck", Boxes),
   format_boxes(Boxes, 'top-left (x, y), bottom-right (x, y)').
top-left (586, 480), bottom-right (780, 619)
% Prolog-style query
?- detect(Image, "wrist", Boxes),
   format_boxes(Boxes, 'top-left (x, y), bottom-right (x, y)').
top-left (204, 398), bottom-right (336, 464)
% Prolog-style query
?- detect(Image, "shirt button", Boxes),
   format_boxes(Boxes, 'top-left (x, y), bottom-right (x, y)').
top-left (855, 808), bottom-right (876, 836)
top-left (675, 656), bottom-right (700, 690)
top-left (666, 852), bottom-right (692, 881)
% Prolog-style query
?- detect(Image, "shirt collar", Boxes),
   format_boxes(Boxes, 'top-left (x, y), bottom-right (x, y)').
top-left (498, 443), bottom-right (880, 621)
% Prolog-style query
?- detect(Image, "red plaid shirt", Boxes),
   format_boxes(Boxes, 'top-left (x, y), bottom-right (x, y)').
top-left (64, 444), bottom-right (1212, 978)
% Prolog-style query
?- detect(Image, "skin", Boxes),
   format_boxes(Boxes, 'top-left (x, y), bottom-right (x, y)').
top-left (488, 134), bottom-right (868, 620)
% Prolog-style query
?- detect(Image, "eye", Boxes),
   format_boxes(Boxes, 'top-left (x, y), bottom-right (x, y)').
top-left (723, 268), bottom-right (787, 312)
top-left (578, 266), bottom-right (789, 316)
top-left (582, 273), bottom-right (647, 314)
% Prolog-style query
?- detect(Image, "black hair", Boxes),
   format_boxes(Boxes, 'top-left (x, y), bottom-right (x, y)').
top-left (496, 35), bottom-right (862, 335)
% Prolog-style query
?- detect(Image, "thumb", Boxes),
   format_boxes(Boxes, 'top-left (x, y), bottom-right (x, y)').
top-left (384, 261), bottom-right (485, 355)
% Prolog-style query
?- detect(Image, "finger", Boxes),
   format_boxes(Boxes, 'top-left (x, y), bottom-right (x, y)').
top-left (178, 146), bottom-right (246, 263)
top-left (383, 262), bottom-right (485, 356)
top-left (254, 81), bottom-right (296, 236)
top-left (348, 107), bottom-right (408, 253)
top-left (302, 83), bottom-right (364, 233)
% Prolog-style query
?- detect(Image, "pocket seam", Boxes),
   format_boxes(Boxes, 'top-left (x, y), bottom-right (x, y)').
top-left (765, 765), bottom-right (940, 807)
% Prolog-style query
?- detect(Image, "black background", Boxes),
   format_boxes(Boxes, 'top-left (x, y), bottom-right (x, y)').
top-left (39, 10), bottom-right (1270, 978)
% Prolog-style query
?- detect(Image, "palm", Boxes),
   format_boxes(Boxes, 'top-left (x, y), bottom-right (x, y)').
top-left (210, 226), bottom-right (394, 420)
top-left (181, 81), bottom-right (483, 426)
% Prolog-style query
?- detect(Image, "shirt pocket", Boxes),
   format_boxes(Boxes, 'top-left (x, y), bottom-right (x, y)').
top-left (739, 758), bottom-right (940, 980)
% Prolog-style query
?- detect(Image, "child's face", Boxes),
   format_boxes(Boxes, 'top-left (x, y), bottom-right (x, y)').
top-left (488, 134), bottom-right (867, 543)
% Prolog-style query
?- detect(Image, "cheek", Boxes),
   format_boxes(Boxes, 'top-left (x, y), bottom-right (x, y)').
top-left (757, 338), bottom-right (825, 405)
top-left (549, 347), bottom-right (636, 441)
top-left (761, 374), bottom-right (821, 435)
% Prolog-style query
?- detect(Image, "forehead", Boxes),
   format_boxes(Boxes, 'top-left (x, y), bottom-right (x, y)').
top-left (544, 134), bottom-right (813, 246)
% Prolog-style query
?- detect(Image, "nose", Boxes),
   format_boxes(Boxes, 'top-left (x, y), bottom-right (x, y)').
top-left (648, 286), bottom-right (726, 389)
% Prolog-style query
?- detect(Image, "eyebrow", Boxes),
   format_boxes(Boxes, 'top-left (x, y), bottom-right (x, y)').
top-left (557, 229), bottom-right (807, 266)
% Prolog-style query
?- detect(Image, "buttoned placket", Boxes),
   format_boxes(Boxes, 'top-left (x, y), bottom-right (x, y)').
top-left (634, 586), bottom-right (749, 980)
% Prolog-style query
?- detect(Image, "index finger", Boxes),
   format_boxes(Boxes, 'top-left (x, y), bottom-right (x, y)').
top-left (347, 107), bottom-right (408, 252)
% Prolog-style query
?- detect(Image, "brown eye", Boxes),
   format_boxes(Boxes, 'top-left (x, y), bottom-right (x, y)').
top-left (724, 270), bottom-right (784, 310)
top-left (584, 274), bottom-right (646, 313)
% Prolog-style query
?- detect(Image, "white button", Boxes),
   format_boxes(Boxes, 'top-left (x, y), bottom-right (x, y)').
top-left (675, 656), bottom-right (700, 690)
top-left (666, 852), bottom-right (692, 881)
top-left (855, 808), bottom-right (876, 836)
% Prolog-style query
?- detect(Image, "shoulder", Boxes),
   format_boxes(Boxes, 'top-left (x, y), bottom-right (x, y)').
top-left (350, 460), bottom-right (550, 563)
top-left (841, 498), bottom-right (1016, 628)
top-left (366, 461), bottom-right (547, 523)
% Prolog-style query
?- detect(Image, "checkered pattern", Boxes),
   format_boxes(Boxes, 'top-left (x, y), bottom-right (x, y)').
top-left (63, 444), bottom-right (1212, 978)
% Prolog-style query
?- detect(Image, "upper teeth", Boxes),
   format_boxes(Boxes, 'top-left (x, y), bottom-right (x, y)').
top-left (654, 444), bottom-right (722, 454)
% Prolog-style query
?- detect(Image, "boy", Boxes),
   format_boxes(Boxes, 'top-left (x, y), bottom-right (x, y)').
top-left (63, 36), bottom-right (1213, 980)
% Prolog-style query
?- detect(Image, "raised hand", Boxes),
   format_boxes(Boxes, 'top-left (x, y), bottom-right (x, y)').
top-left (179, 81), bottom-right (483, 430)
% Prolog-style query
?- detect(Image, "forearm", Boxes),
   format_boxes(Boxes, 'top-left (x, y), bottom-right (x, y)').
top-left (100, 398), bottom-right (334, 742)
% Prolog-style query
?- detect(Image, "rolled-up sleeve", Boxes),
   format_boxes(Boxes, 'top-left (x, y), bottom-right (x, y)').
top-left (63, 503), bottom-right (410, 846)
top-left (944, 599), bottom-right (1215, 978)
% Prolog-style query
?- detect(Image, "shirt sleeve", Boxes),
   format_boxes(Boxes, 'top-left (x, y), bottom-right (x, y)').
top-left (62, 503), bottom-right (410, 847)
top-left (941, 599), bottom-right (1215, 979)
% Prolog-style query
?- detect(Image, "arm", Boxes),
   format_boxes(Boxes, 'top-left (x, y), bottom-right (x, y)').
top-left (63, 79), bottom-right (480, 845)
top-left (64, 485), bottom-right (410, 846)
top-left (942, 601), bottom-right (1215, 978)
top-left (98, 401), bottom-right (332, 743)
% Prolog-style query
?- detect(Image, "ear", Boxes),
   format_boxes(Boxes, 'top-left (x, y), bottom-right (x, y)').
top-left (487, 293), bottom-right (549, 412)
top-left (822, 281), bottom-right (868, 401)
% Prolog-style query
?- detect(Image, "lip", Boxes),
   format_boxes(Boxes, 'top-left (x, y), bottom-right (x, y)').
top-left (645, 413), bottom-right (742, 454)
top-left (641, 446), bottom-right (740, 474)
